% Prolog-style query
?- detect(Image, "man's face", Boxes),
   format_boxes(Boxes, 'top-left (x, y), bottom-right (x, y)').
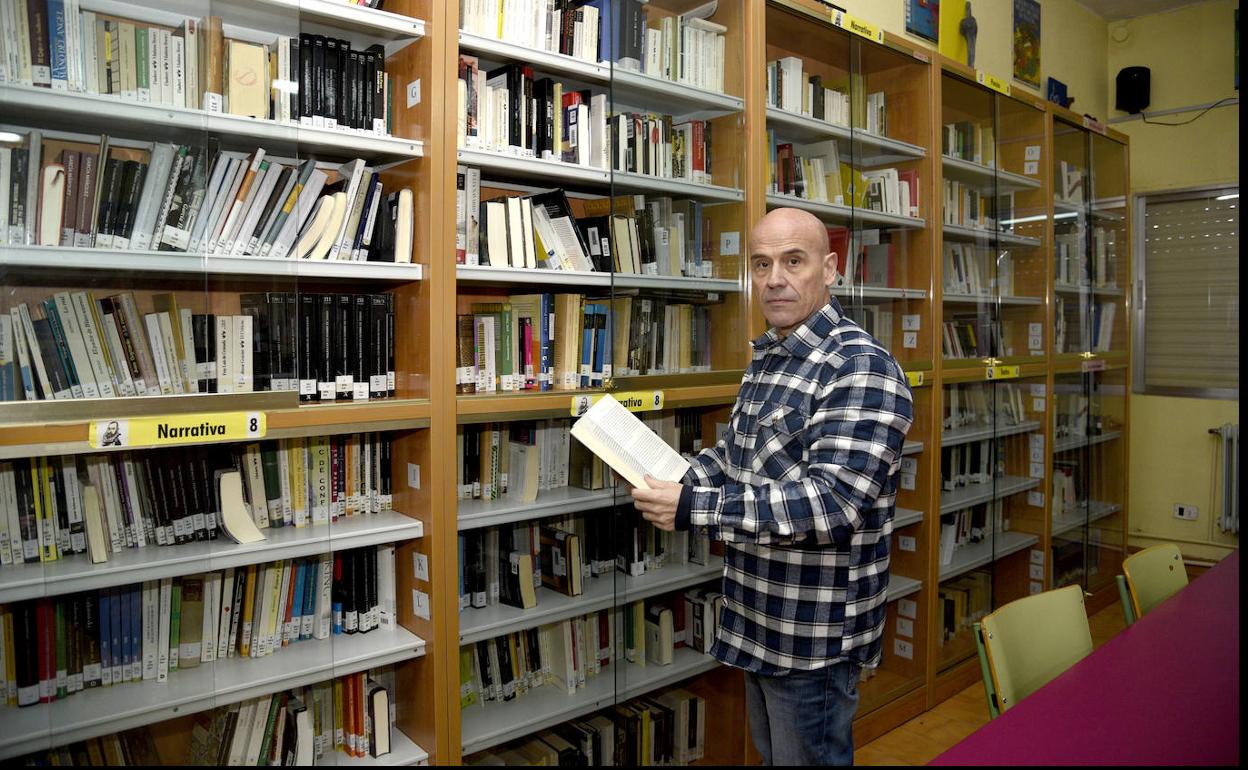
top-left (748, 215), bottom-right (837, 337)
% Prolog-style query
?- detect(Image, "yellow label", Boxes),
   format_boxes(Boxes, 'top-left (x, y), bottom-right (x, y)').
top-left (976, 70), bottom-right (1011, 96)
top-left (830, 11), bottom-right (884, 44)
top-left (985, 365), bottom-right (1020, 381)
top-left (89, 411), bottom-right (266, 449)
top-left (905, 371), bottom-right (925, 388)
top-left (571, 391), bottom-right (664, 416)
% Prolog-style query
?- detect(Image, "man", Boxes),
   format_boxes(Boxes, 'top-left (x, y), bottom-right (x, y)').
top-left (631, 207), bottom-right (914, 765)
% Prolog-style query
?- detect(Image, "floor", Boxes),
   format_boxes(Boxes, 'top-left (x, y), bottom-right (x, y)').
top-left (855, 600), bottom-right (1128, 766)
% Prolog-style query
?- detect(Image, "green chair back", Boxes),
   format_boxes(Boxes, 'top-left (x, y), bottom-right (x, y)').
top-left (1116, 575), bottom-right (1138, 626)
top-left (977, 585), bottom-right (1093, 715)
top-left (1122, 543), bottom-right (1188, 619)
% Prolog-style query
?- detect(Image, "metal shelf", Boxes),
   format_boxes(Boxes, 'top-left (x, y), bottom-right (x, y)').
top-left (458, 559), bottom-right (724, 645)
top-left (902, 441), bottom-right (924, 456)
top-left (887, 574), bottom-right (922, 601)
top-left (1055, 282), bottom-right (1127, 297)
top-left (842, 286), bottom-right (929, 301)
top-left (336, 729), bottom-right (429, 767)
top-left (940, 476), bottom-right (1041, 514)
top-left (454, 265), bottom-right (740, 293)
top-left (0, 246), bottom-right (423, 281)
top-left (941, 421), bottom-right (1043, 448)
top-left (0, 511), bottom-right (423, 604)
top-left (458, 487), bottom-right (617, 531)
top-left (942, 292), bottom-right (1044, 306)
top-left (250, 0), bottom-right (426, 39)
top-left (764, 107), bottom-right (927, 163)
top-left (0, 627), bottom-right (427, 761)
top-left (894, 507), bottom-right (925, 529)
top-left (939, 531), bottom-right (1039, 581)
top-left (0, 84), bottom-right (423, 162)
top-left (1051, 501), bottom-right (1122, 539)
top-left (1053, 430), bottom-right (1123, 454)
top-left (766, 194), bottom-right (926, 230)
top-left (610, 171), bottom-right (744, 202)
top-left (941, 223), bottom-right (1042, 248)
top-left (459, 31), bottom-right (610, 83)
top-left (460, 646), bottom-right (717, 755)
top-left (941, 155), bottom-right (1041, 193)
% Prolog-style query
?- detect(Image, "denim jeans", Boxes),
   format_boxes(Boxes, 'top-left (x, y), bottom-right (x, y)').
top-left (745, 661), bottom-right (861, 766)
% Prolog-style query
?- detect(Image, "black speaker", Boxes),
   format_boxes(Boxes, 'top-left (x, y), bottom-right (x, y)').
top-left (1116, 66), bottom-right (1151, 114)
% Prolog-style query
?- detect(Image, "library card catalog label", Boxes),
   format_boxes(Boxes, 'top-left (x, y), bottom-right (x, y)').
top-left (985, 364), bottom-right (1019, 380)
top-left (413, 553), bottom-right (430, 582)
top-left (571, 390), bottom-right (664, 416)
top-left (830, 11), bottom-right (884, 43)
top-left (976, 70), bottom-right (1011, 95)
top-left (902, 314), bottom-right (921, 331)
top-left (719, 231), bottom-right (740, 256)
top-left (1025, 145), bottom-right (1042, 161)
top-left (1030, 549), bottom-right (1045, 565)
top-left (1082, 358), bottom-right (1107, 372)
top-left (898, 599), bottom-right (918, 619)
top-left (896, 618), bottom-right (914, 638)
top-left (898, 535), bottom-right (917, 552)
top-left (90, 412), bottom-right (264, 449)
top-left (905, 371), bottom-right (925, 388)
top-left (1030, 580), bottom-right (1044, 595)
top-left (893, 639), bottom-right (914, 660)
top-left (1028, 490), bottom-right (1044, 508)
top-left (1082, 116), bottom-right (1108, 135)
top-left (903, 331), bottom-right (918, 349)
top-left (412, 589), bottom-right (430, 620)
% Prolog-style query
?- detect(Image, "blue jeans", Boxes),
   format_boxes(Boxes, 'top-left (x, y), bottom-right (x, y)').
top-left (745, 661), bottom-right (861, 766)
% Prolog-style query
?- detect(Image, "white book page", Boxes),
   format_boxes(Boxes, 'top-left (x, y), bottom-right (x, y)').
top-left (570, 395), bottom-right (690, 489)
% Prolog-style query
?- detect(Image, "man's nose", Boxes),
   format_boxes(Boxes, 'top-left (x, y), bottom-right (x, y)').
top-left (766, 263), bottom-right (787, 288)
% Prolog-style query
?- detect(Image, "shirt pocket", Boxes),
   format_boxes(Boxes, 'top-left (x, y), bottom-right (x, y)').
top-left (752, 403), bottom-right (809, 479)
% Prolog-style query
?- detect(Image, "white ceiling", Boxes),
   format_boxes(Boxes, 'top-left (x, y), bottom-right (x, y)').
top-left (1077, 0), bottom-right (1207, 21)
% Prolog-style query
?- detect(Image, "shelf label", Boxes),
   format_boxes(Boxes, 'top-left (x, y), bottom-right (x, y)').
top-left (976, 70), bottom-right (1011, 95)
top-left (1082, 116), bottom-right (1108, 135)
top-left (1030, 548), bottom-right (1045, 565)
top-left (1081, 358), bottom-right (1107, 372)
top-left (1030, 580), bottom-right (1044, 595)
top-left (896, 617), bottom-right (914, 638)
top-left (985, 364), bottom-right (1020, 380)
top-left (898, 535), bottom-right (917, 552)
top-left (898, 598), bottom-right (918, 619)
top-left (912, 48), bottom-right (931, 63)
top-left (893, 639), bottom-right (914, 660)
top-left (830, 11), bottom-right (884, 44)
top-left (90, 411), bottom-right (265, 449)
top-left (905, 371), bottom-right (925, 388)
top-left (571, 390), bottom-right (664, 416)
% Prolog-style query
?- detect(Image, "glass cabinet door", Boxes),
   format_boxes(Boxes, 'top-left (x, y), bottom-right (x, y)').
top-left (1052, 119), bottom-right (1093, 357)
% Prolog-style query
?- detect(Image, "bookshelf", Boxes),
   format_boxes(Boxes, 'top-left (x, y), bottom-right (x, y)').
top-left (2, 0), bottom-right (1132, 762)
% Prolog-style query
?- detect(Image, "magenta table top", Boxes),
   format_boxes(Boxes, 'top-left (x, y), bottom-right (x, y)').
top-left (931, 550), bottom-right (1240, 766)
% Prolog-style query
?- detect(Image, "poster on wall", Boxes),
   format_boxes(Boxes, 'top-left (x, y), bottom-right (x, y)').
top-left (1013, 0), bottom-right (1041, 88)
top-left (906, 0), bottom-right (940, 43)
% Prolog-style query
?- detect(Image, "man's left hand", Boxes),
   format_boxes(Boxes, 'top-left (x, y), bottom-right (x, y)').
top-left (631, 475), bottom-right (683, 531)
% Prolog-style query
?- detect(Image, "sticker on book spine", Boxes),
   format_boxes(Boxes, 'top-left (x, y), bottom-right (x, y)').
top-left (353, 383), bottom-right (370, 401)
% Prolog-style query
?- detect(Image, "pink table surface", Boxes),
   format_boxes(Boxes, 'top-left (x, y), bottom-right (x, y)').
top-left (931, 550), bottom-right (1240, 766)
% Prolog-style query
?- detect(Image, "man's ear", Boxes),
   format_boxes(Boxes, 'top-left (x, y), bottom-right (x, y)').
top-left (823, 250), bottom-right (840, 288)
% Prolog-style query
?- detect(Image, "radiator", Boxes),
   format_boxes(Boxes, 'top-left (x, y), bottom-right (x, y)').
top-left (1209, 423), bottom-right (1239, 535)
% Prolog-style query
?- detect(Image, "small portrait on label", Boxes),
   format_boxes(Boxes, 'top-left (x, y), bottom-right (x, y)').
top-left (100, 420), bottom-right (125, 447)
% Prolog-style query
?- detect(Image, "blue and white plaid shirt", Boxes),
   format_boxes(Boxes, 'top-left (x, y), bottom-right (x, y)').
top-left (675, 298), bottom-right (913, 675)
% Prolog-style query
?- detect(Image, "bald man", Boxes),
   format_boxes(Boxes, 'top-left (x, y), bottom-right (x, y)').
top-left (632, 208), bottom-right (914, 765)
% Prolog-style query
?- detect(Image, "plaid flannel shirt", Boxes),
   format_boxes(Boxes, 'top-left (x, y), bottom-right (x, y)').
top-left (676, 298), bottom-right (913, 675)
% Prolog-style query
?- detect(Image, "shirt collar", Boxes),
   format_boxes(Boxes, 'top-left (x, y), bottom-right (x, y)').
top-left (752, 297), bottom-right (845, 358)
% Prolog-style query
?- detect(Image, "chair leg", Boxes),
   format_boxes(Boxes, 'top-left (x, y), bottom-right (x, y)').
top-left (973, 622), bottom-right (1001, 719)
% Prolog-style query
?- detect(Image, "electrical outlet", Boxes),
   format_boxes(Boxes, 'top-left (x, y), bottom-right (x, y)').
top-left (1174, 504), bottom-right (1199, 521)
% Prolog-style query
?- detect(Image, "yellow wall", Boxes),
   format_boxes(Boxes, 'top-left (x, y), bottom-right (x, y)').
top-left (1106, 0), bottom-right (1240, 560)
top-left (837, 0), bottom-right (1109, 117)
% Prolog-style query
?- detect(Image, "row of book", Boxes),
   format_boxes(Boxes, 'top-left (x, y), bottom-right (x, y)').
top-left (457, 179), bottom-right (718, 282)
top-left (1053, 391), bottom-right (1107, 442)
top-left (460, 585), bottom-right (720, 707)
top-left (0, 545), bottom-right (395, 708)
top-left (11, 666), bottom-right (397, 765)
top-left (941, 313), bottom-right (1002, 360)
top-left (458, 57), bottom-right (717, 185)
top-left (767, 133), bottom-right (920, 218)
top-left (454, 292), bottom-right (713, 394)
top-left (940, 441), bottom-right (1003, 494)
top-left (1052, 460), bottom-right (1082, 516)
top-left (0, 432), bottom-right (394, 569)
top-left (938, 501), bottom-right (999, 565)
top-left (466, 687), bottom-right (707, 766)
top-left (458, 510), bottom-right (714, 612)
top-left (943, 243), bottom-right (1017, 297)
top-left (936, 571), bottom-right (991, 644)
top-left (460, 0), bottom-right (728, 95)
top-left (1054, 227), bottom-right (1118, 288)
top-left (1055, 297), bottom-right (1116, 353)
top-left (0, 5), bottom-right (395, 135)
top-left (0, 290), bottom-right (398, 404)
top-left (0, 131), bottom-right (415, 263)
top-left (943, 382), bottom-right (1032, 432)
top-left (942, 178), bottom-right (1003, 229)
top-left (942, 121), bottom-right (995, 166)
top-left (766, 57), bottom-right (855, 128)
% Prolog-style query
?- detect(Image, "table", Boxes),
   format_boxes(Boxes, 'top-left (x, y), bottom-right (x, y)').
top-left (931, 550), bottom-right (1240, 766)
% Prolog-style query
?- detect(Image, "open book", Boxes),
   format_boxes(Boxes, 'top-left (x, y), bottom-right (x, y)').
top-left (570, 394), bottom-right (691, 489)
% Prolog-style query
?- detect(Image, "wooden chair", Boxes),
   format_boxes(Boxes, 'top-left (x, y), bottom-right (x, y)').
top-left (1119, 543), bottom-right (1188, 623)
top-left (974, 585), bottom-right (1093, 717)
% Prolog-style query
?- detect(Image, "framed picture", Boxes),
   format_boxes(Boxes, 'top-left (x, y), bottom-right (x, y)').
top-left (1013, 0), bottom-right (1041, 88)
top-left (906, 0), bottom-right (940, 44)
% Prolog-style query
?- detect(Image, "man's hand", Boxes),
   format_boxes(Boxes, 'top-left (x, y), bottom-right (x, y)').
top-left (630, 475), bottom-right (683, 532)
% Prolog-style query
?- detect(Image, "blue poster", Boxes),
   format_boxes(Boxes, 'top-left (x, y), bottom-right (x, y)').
top-left (906, 0), bottom-right (940, 44)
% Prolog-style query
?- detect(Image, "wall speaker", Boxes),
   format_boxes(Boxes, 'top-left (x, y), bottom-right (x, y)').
top-left (1116, 66), bottom-right (1150, 114)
